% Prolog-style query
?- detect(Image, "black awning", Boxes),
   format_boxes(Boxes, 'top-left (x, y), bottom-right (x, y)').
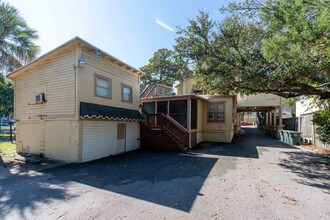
top-left (80, 102), bottom-right (144, 122)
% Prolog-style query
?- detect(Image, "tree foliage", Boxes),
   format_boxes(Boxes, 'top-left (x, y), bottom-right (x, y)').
top-left (0, 74), bottom-right (13, 117)
top-left (174, 0), bottom-right (330, 98)
top-left (140, 48), bottom-right (192, 88)
top-left (312, 99), bottom-right (330, 144)
top-left (0, 0), bottom-right (39, 74)
top-left (0, 0), bottom-right (39, 118)
top-left (140, 49), bottom-right (177, 88)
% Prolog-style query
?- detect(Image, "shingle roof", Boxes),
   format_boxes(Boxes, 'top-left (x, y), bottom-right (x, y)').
top-left (80, 102), bottom-right (144, 122)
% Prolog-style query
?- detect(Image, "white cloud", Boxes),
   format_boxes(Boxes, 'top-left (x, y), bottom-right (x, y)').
top-left (155, 20), bottom-right (174, 32)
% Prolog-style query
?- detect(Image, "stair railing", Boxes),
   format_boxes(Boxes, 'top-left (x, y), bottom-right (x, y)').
top-left (140, 84), bottom-right (157, 98)
top-left (141, 109), bottom-right (189, 149)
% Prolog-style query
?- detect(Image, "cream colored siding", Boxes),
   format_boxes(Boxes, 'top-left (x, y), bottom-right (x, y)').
top-left (13, 49), bottom-right (79, 162)
top-left (17, 122), bottom-right (41, 154)
top-left (126, 122), bottom-right (139, 151)
top-left (14, 51), bottom-right (76, 121)
top-left (78, 50), bottom-right (140, 110)
top-left (44, 121), bottom-right (79, 162)
top-left (237, 93), bottom-right (281, 107)
top-left (16, 120), bottom-right (79, 162)
top-left (182, 78), bottom-right (194, 94)
top-left (202, 97), bottom-right (234, 143)
top-left (82, 121), bottom-right (117, 162)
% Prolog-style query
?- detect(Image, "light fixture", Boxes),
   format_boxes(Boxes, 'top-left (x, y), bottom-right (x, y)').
top-left (95, 49), bottom-right (101, 58)
top-left (78, 57), bottom-right (86, 67)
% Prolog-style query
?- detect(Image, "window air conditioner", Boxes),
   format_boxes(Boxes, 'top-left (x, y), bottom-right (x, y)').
top-left (35, 93), bottom-right (45, 104)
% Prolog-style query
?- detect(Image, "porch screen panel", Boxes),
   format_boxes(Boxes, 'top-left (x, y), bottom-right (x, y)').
top-left (169, 100), bottom-right (188, 128)
top-left (157, 101), bottom-right (168, 115)
top-left (142, 102), bottom-right (155, 113)
top-left (191, 99), bottom-right (197, 129)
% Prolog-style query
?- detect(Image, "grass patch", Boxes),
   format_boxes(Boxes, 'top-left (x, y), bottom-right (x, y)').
top-left (0, 141), bottom-right (16, 157)
top-left (0, 133), bottom-right (11, 137)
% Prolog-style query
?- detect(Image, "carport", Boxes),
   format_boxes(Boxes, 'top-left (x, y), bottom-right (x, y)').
top-left (236, 93), bottom-right (284, 138)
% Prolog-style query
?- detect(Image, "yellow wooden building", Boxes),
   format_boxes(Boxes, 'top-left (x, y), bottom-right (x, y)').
top-left (7, 37), bottom-right (145, 163)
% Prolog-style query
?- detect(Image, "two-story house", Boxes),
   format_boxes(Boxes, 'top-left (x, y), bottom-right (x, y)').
top-left (7, 37), bottom-right (144, 163)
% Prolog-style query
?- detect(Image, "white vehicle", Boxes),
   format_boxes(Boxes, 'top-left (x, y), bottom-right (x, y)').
top-left (0, 123), bottom-right (16, 132)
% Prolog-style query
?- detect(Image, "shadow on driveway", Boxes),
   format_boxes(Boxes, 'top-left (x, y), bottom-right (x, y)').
top-left (44, 150), bottom-right (220, 212)
top-left (279, 151), bottom-right (330, 192)
top-left (1, 127), bottom-right (318, 218)
top-left (192, 128), bottom-right (297, 159)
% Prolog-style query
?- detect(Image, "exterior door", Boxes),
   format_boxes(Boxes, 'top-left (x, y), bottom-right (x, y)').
top-left (117, 123), bottom-right (126, 153)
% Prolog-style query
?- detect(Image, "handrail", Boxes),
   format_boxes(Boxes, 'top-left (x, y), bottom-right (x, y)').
top-left (140, 84), bottom-right (152, 98)
top-left (140, 84), bottom-right (157, 98)
top-left (141, 109), bottom-right (189, 148)
top-left (159, 113), bottom-right (189, 134)
top-left (163, 114), bottom-right (189, 134)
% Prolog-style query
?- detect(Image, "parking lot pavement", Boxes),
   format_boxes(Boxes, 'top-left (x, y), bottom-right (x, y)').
top-left (0, 153), bottom-right (66, 180)
top-left (1, 128), bottom-right (329, 220)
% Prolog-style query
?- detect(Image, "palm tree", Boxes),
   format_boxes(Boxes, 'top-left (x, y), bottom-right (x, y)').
top-left (0, 0), bottom-right (39, 74)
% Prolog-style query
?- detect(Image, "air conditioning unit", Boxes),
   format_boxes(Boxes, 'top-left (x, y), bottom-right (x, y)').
top-left (35, 93), bottom-right (46, 104)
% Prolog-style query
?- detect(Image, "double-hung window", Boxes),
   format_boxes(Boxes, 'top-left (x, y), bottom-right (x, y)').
top-left (95, 74), bottom-right (111, 99)
top-left (208, 102), bottom-right (225, 122)
top-left (122, 84), bottom-right (133, 103)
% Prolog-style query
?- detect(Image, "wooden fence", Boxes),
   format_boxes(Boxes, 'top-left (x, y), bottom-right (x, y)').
top-left (298, 113), bottom-right (329, 149)
top-left (282, 114), bottom-right (329, 149)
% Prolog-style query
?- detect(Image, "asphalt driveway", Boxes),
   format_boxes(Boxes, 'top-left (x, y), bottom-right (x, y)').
top-left (0, 128), bottom-right (329, 219)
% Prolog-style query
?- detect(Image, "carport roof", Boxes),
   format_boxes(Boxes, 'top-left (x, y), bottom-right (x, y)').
top-left (237, 106), bottom-right (276, 112)
top-left (80, 102), bottom-right (144, 122)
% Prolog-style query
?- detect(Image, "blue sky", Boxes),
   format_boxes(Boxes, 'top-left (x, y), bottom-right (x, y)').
top-left (7, 0), bottom-right (234, 70)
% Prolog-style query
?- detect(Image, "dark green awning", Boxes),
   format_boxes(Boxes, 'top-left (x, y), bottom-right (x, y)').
top-left (80, 102), bottom-right (144, 122)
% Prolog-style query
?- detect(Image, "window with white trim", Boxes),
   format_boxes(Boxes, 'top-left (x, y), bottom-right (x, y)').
top-left (208, 102), bottom-right (225, 122)
top-left (95, 75), bottom-right (111, 98)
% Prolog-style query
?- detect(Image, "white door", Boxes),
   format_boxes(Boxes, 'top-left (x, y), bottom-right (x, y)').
top-left (126, 122), bottom-right (138, 151)
top-left (82, 121), bottom-right (117, 162)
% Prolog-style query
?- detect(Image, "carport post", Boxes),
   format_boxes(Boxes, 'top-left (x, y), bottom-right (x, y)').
top-left (266, 112), bottom-right (269, 125)
top-left (269, 111), bottom-right (272, 127)
top-left (273, 108), bottom-right (277, 127)
top-left (279, 106), bottom-right (283, 127)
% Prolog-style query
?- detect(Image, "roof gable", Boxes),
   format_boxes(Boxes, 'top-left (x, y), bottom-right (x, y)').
top-left (7, 37), bottom-right (145, 79)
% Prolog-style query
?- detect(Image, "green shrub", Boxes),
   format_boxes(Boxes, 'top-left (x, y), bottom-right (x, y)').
top-left (313, 106), bottom-right (330, 144)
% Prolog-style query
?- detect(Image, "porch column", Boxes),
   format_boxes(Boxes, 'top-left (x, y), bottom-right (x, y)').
top-left (273, 108), bottom-right (277, 127)
top-left (187, 98), bottom-right (191, 147)
top-left (236, 113), bottom-right (241, 133)
top-left (155, 101), bottom-right (158, 126)
top-left (279, 106), bottom-right (283, 127)
top-left (167, 100), bottom-right (169, 116)
top-left (269, 111), bottom-right (272, 127)
top-left (266, 112), bottom-right (269, 125)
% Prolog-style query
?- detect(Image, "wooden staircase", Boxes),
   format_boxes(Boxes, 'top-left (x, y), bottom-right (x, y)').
top-left (140, 110), bottom-right (189, 151)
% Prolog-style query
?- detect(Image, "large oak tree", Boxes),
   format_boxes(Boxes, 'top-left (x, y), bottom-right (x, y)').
top-left (140, 48), bottom-right (192, 89)
top-left (174, 0), bottom-right (330, 98)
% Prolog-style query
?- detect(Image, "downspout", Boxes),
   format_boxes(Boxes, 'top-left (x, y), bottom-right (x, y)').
top-left (74, 46), bottom-right (81, 119)
top-left (74, 46), bottom-right (83, 163)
